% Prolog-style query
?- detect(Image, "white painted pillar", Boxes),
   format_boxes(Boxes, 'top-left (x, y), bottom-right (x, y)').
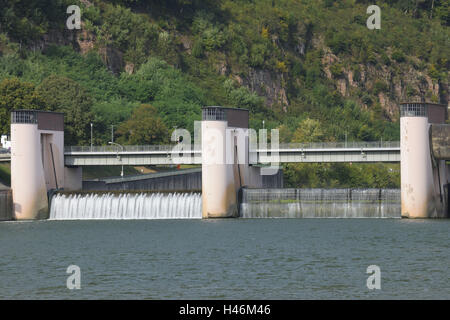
top-left (201, 120), bottom-right (237, 218)
top-left (400, 116), bottom-right (436, 218)
top-left (11, 123), bottom-right (48, 219)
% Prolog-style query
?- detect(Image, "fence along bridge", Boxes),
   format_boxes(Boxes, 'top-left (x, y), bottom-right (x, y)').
top-left (0, 141), bottom-right (400, 165)
top-left (61, 141), bottom-right (400, 166)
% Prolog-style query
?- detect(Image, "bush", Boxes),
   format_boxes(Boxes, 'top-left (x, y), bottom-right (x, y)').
top-left (192, 40), bottom-right (204, 58)
top-left (330, 63), bottom-right (344, 78)
top-left (391, 49), bottom-right (406, 63)
top-left (373, 81), bottom-right (388, 95)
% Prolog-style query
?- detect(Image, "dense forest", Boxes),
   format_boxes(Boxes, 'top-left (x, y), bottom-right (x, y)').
top-left (0, 0), bottom-right (448, 187)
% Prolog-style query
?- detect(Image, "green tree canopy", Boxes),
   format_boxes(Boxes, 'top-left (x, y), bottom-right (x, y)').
top-left (36, 74), bottom-right (93, 145)
top-left (0, 77), bottom-right (44, 134)
top-left (292, 118), bottom-right (326, 143)
top-left (116, 104), bottom-right (169, 145)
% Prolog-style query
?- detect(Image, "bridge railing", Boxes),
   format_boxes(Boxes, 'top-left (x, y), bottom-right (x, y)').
top-left (254, 141), bottom-right (400, 150)
top-left (65, 144), bottom-right (202, 153)
top-left (65, 141), bottom-right (400, 153)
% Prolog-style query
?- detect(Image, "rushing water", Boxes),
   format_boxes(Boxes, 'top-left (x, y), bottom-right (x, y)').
top-left (0, 219), bottom-right (448, 299)
top-left (241, 189), bottom-right (401, 218)
top-left (50, 192), bottom-right (202, 220)
top-left (49, 189), bottom-right (401, 220)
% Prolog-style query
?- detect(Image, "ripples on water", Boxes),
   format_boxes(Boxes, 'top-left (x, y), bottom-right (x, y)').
top-left (0, 219), bottom-right (448, 299)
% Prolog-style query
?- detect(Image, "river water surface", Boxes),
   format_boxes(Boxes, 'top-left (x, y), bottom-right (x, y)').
top-left (0, 219), bottom-right (448, 299)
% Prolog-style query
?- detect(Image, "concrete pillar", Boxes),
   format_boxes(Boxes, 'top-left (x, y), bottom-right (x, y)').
top-left (64, 166), bottom-right (83, 191)
top-left (201, 120), bottom-right (237, 218)
top-left (428, 158), bottom-right (448, 218)
top-left (11, 123), bottom-right (48, 219)
top-left (11, 110), bottom-right (65, 220)
top-left (400, 116), bottom-right (436, 218)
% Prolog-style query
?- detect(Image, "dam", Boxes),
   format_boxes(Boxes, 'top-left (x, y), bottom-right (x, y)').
top-left (49, 192), bottom-right (202, 220)
top-left (3, 103), bottom-right (450, 220)
top-left (48, 188), bottom-right (400, 220)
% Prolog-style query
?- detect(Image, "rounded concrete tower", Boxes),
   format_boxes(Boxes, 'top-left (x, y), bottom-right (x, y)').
top-left (400, 103), bottom-right (436, 218)
top-left (11, 110), bottom-right (64, 220)
top-left (201, 107), bottom-right (238, 218)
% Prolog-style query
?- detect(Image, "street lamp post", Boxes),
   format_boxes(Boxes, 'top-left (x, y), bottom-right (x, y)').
top-left (90, 123), bottom-right (93, 151)
top-left (109, 141), bottom-right (124, 177)
top-left (111, 124), bottom-right (115, 143)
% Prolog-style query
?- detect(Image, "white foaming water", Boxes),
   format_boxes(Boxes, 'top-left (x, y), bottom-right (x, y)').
top-left (240, 188), bottom-right (401, 218)
top-left (49, 192), bottom-right (202, 220)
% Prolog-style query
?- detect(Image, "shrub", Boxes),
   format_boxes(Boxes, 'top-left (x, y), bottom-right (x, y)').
top-left (391, 49), bottom-right (406, 63)
top-left (330, 63), bottom-right (344, 78)
top-left (373, 81), bottom-right (388, 95)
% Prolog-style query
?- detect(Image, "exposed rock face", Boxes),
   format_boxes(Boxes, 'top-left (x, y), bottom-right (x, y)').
top-left (294, 37), bottom-right (306, 56)
top-left (77, 29), bottom-right (95, 54)
top-left (98, 46), bottom-right (124, 75)
top-left (26, 23), bottom-right (448, 117)
top-left (125, 62), bottom-right (135, 75)
top-left (243, 68), bottom-right (289, 109)
top-left (321, 50), bottom-right (449, 120)
top-left (30, 29), bottom-right (78, 52)
top-left (180, 35), bottom-right (192, 54)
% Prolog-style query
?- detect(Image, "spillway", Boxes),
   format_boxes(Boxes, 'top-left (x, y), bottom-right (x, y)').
top-left (49, 189), bottom-right (401, 220)
top-left (49, 192), bottom-right (202, 220)
top-left (240, 188), bottom-right (401, 218)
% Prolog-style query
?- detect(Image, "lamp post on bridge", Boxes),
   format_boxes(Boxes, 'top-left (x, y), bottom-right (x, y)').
top-left (345, 132), bottom-right (347, 148)
top-left (108, 141), bottom-right (124, 178)
top-left (90, 123), bottom-right (93, 151)
top-left (111, 124), bottom-right (115, 143)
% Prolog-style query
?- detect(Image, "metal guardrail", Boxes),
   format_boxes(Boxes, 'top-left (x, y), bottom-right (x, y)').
top-left (64, 144), bottom-right (201, 153)
top-left (65, 141), bottom-right (400, 154)
top-left (0, 153), bottom-right (11, 162)
top-left (255, 141), bottom-right (400, 150)
top-left (0, 142), bottom-right (401, 165)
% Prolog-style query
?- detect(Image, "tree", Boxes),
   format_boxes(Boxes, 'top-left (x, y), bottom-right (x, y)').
top-left (36, 75), bottom-right (93, 145)
top-left (292, 118), bottom-right (325, 143)
top-left (0, 77), bottom-right (44, 134)
top-left (116, 104), bottom-right (169, 145)
top-left (277, 124), bottom-right (293, 143)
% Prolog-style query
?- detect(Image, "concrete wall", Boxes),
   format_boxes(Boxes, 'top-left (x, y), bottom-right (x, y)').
top-left (431, 124), bottom-right (450, 160)
top-left (64, 166), bottom-right (83, 191)
top-left (83, 168), bottom-right (202, 191)
top-left (41, 131), bottom-right (64, 190)
top-left (0, 189), bottom-right (13, 221)
top-left (81, 167), bottom-right (282, 192)
top-left (262, 169), bottom-right (284, 188)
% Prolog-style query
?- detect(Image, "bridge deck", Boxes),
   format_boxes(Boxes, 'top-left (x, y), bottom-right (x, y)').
top-left (2, 141), bottom-right (401, 165)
